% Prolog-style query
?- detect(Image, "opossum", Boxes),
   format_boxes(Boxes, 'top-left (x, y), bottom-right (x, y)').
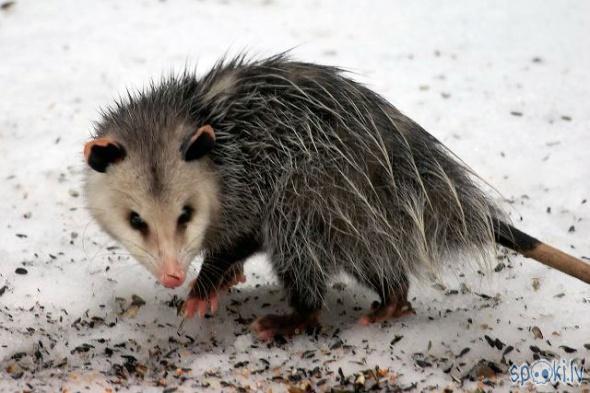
top-left (84, 54), bottom-right (590, 340)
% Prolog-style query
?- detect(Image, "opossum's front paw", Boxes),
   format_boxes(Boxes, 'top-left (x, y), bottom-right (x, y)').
top-left (358, 300), bottom-right (415, 326)
top-left (218, 263), bottom-right (247, 291)
top-left (182, 291), bottom-right (220, 319)
top-left (181, 265), bottom-right (246, 319)
top-left (250, 312), bottom-right (320, 341)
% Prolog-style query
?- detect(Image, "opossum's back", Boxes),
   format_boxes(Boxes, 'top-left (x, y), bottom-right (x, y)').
top-left (212, 57), bottom-right (501, 268)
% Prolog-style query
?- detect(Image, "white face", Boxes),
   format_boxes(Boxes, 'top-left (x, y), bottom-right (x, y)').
top-left (85, 149), bottom-right (220, 288)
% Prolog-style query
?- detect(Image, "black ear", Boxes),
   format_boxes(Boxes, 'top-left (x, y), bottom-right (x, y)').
top-left (182, 125), bottom-right (216, 162)
top-left (84, 137), bottom-right (126, 173)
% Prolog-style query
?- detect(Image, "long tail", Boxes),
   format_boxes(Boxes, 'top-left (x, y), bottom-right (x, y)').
top-left (493, 220), bottom-right (590, 284)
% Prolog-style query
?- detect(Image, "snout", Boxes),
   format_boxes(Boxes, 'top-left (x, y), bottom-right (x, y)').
top-left (159, 261), bottom-right (186, 288)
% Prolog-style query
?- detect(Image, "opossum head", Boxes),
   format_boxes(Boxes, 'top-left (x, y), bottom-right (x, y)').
top-left (84, 123), bottom-right (220, 289)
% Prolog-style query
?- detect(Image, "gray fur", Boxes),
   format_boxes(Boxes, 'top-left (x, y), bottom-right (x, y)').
top-left (88, 53), bottom-right (505, 312)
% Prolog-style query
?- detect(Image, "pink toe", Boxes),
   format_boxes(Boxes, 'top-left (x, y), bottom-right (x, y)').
top-left (198, 300), bottom-right (207, 318)
top-left (358, 316), bottom-right (371, 326)
top-left (183, 299), bottom-right (197, 319)
top-left (210, 293), bottom-right (219, 314)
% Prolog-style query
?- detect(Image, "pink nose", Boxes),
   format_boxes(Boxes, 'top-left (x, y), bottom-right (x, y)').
top-left (159, 262), bottom-right (186, 288)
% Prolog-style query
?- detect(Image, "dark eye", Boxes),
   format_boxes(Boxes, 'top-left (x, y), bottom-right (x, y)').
top-left (129, 211), bottom-right (148, 233)
top-left (177, 205), bottom-right (193, 226)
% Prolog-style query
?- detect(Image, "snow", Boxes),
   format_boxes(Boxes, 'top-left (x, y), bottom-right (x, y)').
top-left (1, 0), bottom-right (589, 391)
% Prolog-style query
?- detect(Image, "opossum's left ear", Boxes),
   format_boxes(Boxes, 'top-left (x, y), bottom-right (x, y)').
top-left (182, 124), bottom-right (216, 162)
top-left (84, 137), bottom-right (126, 173)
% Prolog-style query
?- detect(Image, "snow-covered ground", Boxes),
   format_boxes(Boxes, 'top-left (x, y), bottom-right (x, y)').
top-left (1, 0), bottom-right (589, 391)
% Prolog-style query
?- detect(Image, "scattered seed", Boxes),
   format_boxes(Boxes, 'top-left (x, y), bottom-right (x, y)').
top-left (0, 1), bottom-right (15, 11)
top-left (559, 345), bottom-right (577, 353)
top-left (15, 267), bottom-right (28, 275)
top-left (531, 326), bottom-right (543, 339)
top-left (484, 335), bottom-right (505, 350)
top-left (415, 359), bottom-right (432, 368)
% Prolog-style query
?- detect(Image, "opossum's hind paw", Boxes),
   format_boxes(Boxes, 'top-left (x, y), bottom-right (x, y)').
top-left (181, 291), bottom-right (219, 319)
top-left (358, 300), bottom-right (415, 326)
top-left (250, 312), bottom-right (320, 341)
